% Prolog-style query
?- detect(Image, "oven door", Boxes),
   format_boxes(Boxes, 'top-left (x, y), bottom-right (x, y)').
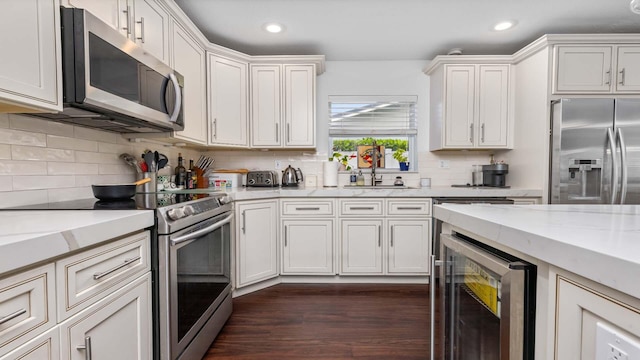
top-left (159, 211), bottom-right (232, 360)
top-left (438, 233), bottom-right (534, 360)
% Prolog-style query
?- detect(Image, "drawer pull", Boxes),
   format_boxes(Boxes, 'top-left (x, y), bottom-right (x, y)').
top-left (295, 207), bottom-right (321, 211)
top-left (397, 206), bottom-right (423, 210)
top-left (0, 308), bottom-right (27, 325)
top-left (76, 336), bottom-right (93, 360)
top-left (93, 256), bottom-right (141, 280)
top-left (349, 206), bottom-right (375, 210)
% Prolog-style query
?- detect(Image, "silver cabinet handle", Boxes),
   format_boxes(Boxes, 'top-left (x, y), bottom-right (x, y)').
top-left (122, 6), bottom-right (132, 35)
top-left (167, 73), bottom-right (182, 123)
top-left (284, 225), bottom-right (288, 247)
top-left (76, 336), bottom-right (92, 360)
top-left (93, 256), bottom-right (141, 280)
top-left (0, 308), bottom-right (27, 325)
top-left (212, 118), bottom-right (217, 140)
top-left (619, 68), bottom-right (626, 85)
top-left (136, 17), bottom-right (145, 43)
top-left (397, 206), bottom-right (422, 210)
top-left (469, 123), bottom-right (474, 144)
top-left (390, 225), bottom-right (394, 247)
top-left (275, 122), bottom-right (279, 142)
top-left (378, 225), bottom-right (381, 247)
top-left (295, 207), bottom-right (320, 211)
top-left (481, 123), bottom-right (485, 143)
top-left (241, 210), bottom-right (246, 234)
top-left (617, 128), bottom-right (628, 204)
top-left (607, 128), bottom-right (619, 204)
top-left (349, 206), bottom-right (375, 210)
top-left (286, 123), bottom-right (290, 143)
top-left (605, 69), bottom-right (611, 85)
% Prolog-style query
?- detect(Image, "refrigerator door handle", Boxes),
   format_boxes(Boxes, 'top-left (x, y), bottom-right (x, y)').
top-left (429, 255), bottom-right (443, 360)
top-left (617, 128), bottom-right (628, 204)
top-left (607, 128), bottom-right (619, 204)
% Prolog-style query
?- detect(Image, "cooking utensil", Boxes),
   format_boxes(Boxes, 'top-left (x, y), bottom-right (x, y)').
top-left (91, 178), bottom-right (151, 201)
top-left (120, 153), bottom-right (142, 173)
top-left (144, 151), bottom-right (156, 172)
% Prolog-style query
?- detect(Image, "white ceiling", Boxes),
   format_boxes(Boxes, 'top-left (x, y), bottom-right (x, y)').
top-left (174, 0), bottom-right (640, 61)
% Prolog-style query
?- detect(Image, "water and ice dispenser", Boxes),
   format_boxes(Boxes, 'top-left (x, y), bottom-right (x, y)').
top-left (567, 159), bottom-right (602, 200)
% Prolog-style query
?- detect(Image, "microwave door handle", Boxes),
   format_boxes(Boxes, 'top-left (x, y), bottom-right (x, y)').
top-left (167, 73), bottom-right (182, 123)
top-left (617, 128), bottom-right (628, 204)
top-left (607, 128), bottom-right (619, 204)
top-left (170, 213), bottom-right (233, 245)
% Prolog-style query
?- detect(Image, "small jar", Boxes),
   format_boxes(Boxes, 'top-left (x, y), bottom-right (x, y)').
top-left (394, 176), bottom-right (404, 186)
top-left (356, 170), bottom-right (365, 186)
top-left (350, 171), bottom-right (357, 184)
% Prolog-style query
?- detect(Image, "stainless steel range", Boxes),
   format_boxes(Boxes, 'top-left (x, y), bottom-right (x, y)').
top-left (153, 193), bottom-right (233, 360)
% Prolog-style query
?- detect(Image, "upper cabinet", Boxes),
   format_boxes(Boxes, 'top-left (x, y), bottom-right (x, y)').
top-left (169, 20), bottom-right (207, 145)
top-left (68, 0), bottom-right (169, 64)
top-left (0, 0), bottom-right (62, 112)
top-left (208, 54), bottom-right (249, 147)
top-left (554, 45), bottom-right (640, 94)
top-left (250, 64), bottom-right (316, 148)
top-left (428, 62), bottom-right (512, 150)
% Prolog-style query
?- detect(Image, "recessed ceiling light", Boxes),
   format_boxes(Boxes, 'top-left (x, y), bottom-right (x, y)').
top-left (493, 21), bottom-right (515, 31)
top-left (264, 23), bottom-right (284, 33)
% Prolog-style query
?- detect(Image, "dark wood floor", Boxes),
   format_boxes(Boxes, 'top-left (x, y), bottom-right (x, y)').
top-left (203, 284), bottom-right (431, 359)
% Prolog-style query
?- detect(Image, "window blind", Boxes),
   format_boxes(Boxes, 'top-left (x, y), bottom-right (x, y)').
top-left (329, 95), bottom-right (417, 136)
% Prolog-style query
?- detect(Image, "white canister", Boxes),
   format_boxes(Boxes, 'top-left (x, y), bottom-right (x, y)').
top-left (323, 161), bottom-right (338, 187)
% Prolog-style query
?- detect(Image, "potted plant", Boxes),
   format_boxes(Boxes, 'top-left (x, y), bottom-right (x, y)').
top-left (393, 148), bottom-right (409, 171)
top-left (330, 152), bottom-right (352, 171)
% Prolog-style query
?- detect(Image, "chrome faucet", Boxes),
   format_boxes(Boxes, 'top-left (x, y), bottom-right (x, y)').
top-left (371, 140), bottom-right (382, 186)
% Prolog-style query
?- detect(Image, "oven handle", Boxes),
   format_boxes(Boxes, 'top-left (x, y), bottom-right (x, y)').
top-left (170, 213), bottom-right (233, 246)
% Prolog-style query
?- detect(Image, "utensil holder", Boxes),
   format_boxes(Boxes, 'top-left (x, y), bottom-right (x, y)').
top-left (137, 172), bottom-right (157, 193)
top-left (195, 167), bottom-right (207, 188)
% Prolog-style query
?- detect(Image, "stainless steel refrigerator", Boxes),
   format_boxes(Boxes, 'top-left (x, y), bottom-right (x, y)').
top-left (550, 98), bottom-right (640, 204)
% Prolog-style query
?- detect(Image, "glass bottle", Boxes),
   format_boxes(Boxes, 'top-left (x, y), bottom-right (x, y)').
top-left (356, 170), bottom-right (365, 186)
top-left (175, 153), bottom-right (187, 188)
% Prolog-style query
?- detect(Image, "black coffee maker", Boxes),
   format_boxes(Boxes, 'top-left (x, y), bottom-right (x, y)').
top-left (482, 164), bottom-right (509, 187)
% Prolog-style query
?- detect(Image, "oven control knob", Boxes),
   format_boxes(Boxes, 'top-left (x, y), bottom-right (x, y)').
top-left (167, 208), bottom-right (184, 220)
top-left (218, 196), bottom-right (232, 205)
top-left (183, 205), bottom-right (195, 216)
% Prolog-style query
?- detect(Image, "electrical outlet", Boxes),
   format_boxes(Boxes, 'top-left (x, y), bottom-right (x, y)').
top-left (596, 322), bottom-right (640, 360)
top-left (439, 160), bottom-right (450, 169)
top-left (275, 160), bottom-right (282, 170)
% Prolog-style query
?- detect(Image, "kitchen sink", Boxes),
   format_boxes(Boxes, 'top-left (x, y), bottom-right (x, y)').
top-left (342, 185), bottom-right (419, 189)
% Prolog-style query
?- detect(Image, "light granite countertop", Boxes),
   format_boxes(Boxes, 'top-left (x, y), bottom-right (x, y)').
top-left (433, 204), bottom-right (640, 299)
top-left (225, 185), bottom-right (543, 201)
top-left (0, 210), bottom-right (154, 275)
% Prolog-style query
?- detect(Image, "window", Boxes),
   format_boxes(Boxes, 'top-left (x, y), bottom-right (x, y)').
top-left (329, 95), bottom-right (417, 171)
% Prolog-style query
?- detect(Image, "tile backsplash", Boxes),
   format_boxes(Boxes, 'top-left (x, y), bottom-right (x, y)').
top-left (0, 114), bottom-right (200, 207)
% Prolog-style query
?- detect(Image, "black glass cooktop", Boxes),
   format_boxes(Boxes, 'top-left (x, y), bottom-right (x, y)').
top-left (7, 192), bottom-right (218, 210)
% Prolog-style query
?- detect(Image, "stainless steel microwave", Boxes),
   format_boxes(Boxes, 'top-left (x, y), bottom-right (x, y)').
top-left (34, 7), bottom-right (184, 133)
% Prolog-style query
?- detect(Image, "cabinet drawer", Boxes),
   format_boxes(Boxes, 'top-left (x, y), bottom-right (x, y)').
top-left (282, 199), bottom-right (334, 216)
top-left (387, 199), bottom-right (431, 216)
top-left (340, 200), bottom-right (384, 216)
top-left (0, 264), bottom-right (55, 358)
top-left (0, 326), bottom-right (59, 360)
top-left (56, 231), bottom-right (150, 321)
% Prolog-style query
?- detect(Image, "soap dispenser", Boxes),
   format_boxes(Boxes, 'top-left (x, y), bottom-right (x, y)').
top-left (394, 176), bottom-right (404, 186)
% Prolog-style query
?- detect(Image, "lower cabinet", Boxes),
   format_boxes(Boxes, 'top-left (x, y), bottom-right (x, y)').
top-left (0, 327), bottom-right (59, 360)
top-left (387, 220), bottom-right (430, 274)
top-left (59, 274), bottom-right (151, 360)
top-left (340, 219), bottom-right (384, 274)
top-left (282, 219), bottom-right (334, 274)
top-left (236, 199), bottom-right (279, 287)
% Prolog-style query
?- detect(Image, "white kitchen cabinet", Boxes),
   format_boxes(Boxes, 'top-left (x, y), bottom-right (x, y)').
top-left (555, 275), bottom-right (640, 360)
top-left (554, 45), bottom-right (640, 94)
top-left (429, 63), bottom-right (511, 150)
top-left (282, 220), bottom-right (334, 274)
top-left (0, 0), bottom-right (61, 112)
top-left (340, 219), bottom-right (383, 274)
top-left (236, 200), bottom-right (279, 287)
top-left (59, 274), bottom-right (151, 360)
top-left (169, 20), bottom-right (207, 144)
top-left (387, 220), bottom-right (430, 274)
top-left (68, 0), bottom-right (169, 64)
top-left (0, 327), bottom-right (59, 360)
top-left (250, 64), bottom-right (316, 148)
top-left (208, 54), bottom-right (249, 147)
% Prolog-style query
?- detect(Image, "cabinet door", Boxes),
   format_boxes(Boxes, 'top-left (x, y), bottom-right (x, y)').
top-left (170, 20), bottom-right (207, 144)
top-left (282, 219), bottom-right (333, 274)
top-left (555, 46), bottom-right (613, 93)
top-left (340, 220), bottom-right (383, 274)
top-left (59, 274), bottom-right (151, 360)
top-left (387, 220), bottom-right (430, 274)
top-left (443, 65), bottom-right (475, 148)
top-left (477, 65), bottom-right (509, 148)
top-left (132, 0), bottom-right (169, 64)
top-left (0, 0), bottom-right (61, 112)
top-left (68, 0), bottom-right (126, 34)
top-left (208, 55), bottom-right (249, 147)
top-left (250, 65), bottom-right (282, 147)
top-left (0, 327), bottom-right (59, 360)
top-left (616, 46), bottom-right (640, 92)
top-left (284, 65), bottom-right (315, 147)
top-left (236, 200), bottom-right (278, 286)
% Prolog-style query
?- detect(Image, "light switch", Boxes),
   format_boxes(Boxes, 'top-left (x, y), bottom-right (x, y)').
top-left (596, 322), bottom-right (640, 360)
